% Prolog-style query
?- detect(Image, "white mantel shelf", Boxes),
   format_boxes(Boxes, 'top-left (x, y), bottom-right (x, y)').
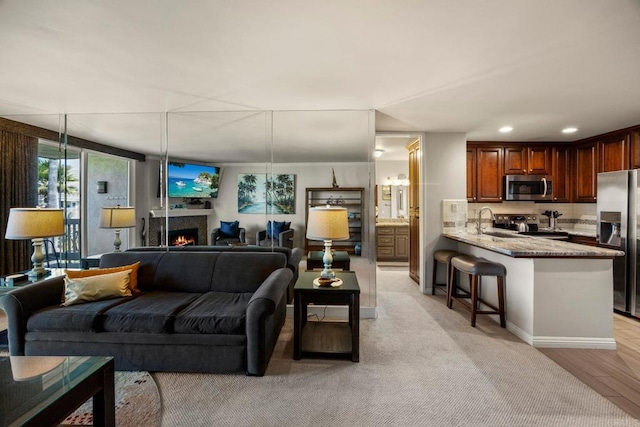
top-left (150, 209), bottom-right (213, 218)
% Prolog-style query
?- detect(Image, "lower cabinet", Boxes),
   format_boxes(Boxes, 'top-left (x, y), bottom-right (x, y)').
top-left (376, 225), bottom-right (409, 261)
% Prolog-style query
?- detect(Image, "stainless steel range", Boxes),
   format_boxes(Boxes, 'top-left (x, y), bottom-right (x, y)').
top-left (493, 214), bottom-right (570, 240)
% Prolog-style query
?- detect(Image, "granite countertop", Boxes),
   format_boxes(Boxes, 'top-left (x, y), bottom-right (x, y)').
top-left (443, 230), bottom-right (622, 258)
top-left (376, 219), bottom-right (409, 226)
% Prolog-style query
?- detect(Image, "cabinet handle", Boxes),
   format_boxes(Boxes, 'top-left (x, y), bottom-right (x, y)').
top-left (523, 169), bottom-right (526, 173)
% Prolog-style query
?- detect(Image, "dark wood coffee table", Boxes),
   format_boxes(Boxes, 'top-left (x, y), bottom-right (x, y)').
top-left (0, 355), bottom-right (115, 426)
top-left (293, 271), bottom-right (360, 362)
top-left (306, 251), bottom-right (351, 271)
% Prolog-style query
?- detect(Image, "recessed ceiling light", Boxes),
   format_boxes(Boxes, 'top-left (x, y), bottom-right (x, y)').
top-left (562, 127), bottom-right (578, 134)
top-left (499, 126), bottom-right (513, 133)
top-left (374, 149), bottom-right (385, 158)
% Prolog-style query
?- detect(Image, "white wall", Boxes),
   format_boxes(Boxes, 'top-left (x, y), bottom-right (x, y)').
top-left (422, 132), bottom-right (467, 293)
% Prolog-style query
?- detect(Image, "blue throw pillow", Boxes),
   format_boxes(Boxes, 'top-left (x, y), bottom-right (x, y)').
top-left (219, 221), bottom-right (239, 238)
top-left (267, 220), bottom-right (286, 239)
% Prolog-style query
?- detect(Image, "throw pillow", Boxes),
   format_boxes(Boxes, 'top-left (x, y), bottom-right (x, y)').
top-left (63, 269), bottom-right (132, 306)
top-left (267, 220), bottom-right (286, 238)
top-left (65, 261), bottom-right (141, 291)
top-left (219, 220), bottom-right (240, 238)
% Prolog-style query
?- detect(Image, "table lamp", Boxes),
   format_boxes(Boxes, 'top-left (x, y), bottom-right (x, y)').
top-left (306, 207), bottom-right (349, 280)
top-left (5, 208), bottom-right (65, 278)
top-left (99, 206), bottom-right (136, 252)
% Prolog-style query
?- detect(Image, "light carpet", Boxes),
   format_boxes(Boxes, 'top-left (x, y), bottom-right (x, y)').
top-left (154, 265), bottom-right (640, 426)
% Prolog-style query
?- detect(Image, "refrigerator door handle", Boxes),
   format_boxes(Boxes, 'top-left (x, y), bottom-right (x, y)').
top-left (541, 177), bottom-right (547, 198)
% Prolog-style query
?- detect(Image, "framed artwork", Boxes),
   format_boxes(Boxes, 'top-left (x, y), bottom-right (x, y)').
top-left (382, 185), bottom-right (392, 201)
top-left (237, 173), bottom-right (296, 214)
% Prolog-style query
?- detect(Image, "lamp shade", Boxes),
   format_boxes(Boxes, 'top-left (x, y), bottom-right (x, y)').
top-left (99, 206), bottom-right (136, 229)
top-left (10, 356), bottom-right (66, 381)
top-left (5, 208), bottom-right (65, 239)
top-left (306, 207), bottom-right (349, 241)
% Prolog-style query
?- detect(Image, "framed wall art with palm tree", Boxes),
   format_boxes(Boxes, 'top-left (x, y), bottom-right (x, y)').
top-left (237, 173), bottom-right (296, 214)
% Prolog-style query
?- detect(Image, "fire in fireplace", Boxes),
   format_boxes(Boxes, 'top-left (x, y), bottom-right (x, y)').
top-left (163, 228), bottom-right (199, 246)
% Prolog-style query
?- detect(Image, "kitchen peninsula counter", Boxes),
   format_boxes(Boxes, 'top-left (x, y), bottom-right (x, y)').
top-left (441, 231), bottom-right (621, 350)
top-left (443, 231), bottom-right (622, 258)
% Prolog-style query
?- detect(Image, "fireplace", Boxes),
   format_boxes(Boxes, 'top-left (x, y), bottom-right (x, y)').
top-left (164, 228), bottom-right (199, 246)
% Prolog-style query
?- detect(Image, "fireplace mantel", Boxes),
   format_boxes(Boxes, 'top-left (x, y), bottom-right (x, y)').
top-left (149, 209), bottom-right (213, 218)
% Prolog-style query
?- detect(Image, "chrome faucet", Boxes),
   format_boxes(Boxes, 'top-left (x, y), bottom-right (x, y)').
top-left (477, 206), bottom-right (495, 234)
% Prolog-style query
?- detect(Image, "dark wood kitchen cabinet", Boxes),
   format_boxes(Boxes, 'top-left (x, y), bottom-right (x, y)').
top-left (476, 146), bottom-right (503, 202)
top-left (574, 141), bottom-right (598, 202)
top-left (599, 134), bottom-right (629, 172)
top-left (504, 145), bottom-right (551, 175)
top-left (632, 129), bottom-right (640, 169)
top-left (551, 146), bottom-right (571, 202)
top-left (466, 147), bottom-right (477, 202)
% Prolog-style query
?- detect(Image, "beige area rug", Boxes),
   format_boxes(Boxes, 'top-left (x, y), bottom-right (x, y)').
top-left (0, 348), bottom-right (160, 426)
top-left (62, 371), bottom-right (161, 426)
top-left (154, 266), bottom-right (640, 426)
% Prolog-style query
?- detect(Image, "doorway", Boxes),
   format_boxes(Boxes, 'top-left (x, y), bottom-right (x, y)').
top-left (374, 133), bottom-right (422, 282)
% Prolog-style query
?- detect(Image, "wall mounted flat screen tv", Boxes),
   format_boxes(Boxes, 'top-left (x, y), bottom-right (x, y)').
top-left (167, 162), bottom-right (220, 198)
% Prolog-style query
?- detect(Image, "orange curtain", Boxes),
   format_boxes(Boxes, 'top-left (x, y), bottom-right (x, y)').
top-left (0, 130), bottom-right (38, 276)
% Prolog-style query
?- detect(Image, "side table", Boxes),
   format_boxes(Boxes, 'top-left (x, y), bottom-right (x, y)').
top-left (293, 271), bottom-right (360, 362)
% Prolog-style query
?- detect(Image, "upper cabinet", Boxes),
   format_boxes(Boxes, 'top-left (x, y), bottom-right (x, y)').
top-left (574, 141), bottom-right (598, 202)
top-left (599, 134), bottom-right (629, 172)
top-left (504, 145), bottom-right (551, 175)
top-left (466, 147), bottom-right (477, 202)
top-left (632, 129), bottom-right (640, 169)
top-left (551, 146), bottom-right (571, 202)
top-left (475, 145), bottom-right (503, 202)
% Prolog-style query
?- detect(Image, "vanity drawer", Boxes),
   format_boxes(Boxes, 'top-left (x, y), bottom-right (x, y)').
top-left (377, 236), bottom-right (394, 246)
top-left (377, 247), bottom-right (394, 258)
top-left (377, 227), bottom-right (394, 235)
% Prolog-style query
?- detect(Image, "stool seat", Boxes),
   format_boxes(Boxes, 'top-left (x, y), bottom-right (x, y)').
top-left (434, 250), bottom-right (460, 264)
top-left (448, 254), bottom-right (506, 328)
top-left (451, 255), bottom-right (505, 277)
top-left (432, 250), bottom-right (461, 296)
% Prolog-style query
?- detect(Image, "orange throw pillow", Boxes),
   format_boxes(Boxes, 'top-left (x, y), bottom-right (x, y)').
top-left (65, 261), bottom-right (141, 291)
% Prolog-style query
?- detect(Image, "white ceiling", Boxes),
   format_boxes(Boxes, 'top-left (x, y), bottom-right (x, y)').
top-left (1, 1), bottom-right (639, 162)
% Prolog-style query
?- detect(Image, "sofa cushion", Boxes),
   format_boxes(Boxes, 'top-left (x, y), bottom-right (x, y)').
top-left (152, 253), bottom-right (217, 293)
top-left (99, 252), bottom-right (165, 290)
top-left (102, 291), bottom-right (200, 333)
top-left (27, 297), bottom-right (133, 332)
top-left (174, 292), bottom-right (253, 334)
top-left (219, 220), bottom-right (240, 238)
top-left (210, 252), bottom-right (287, 293)
top-left (267, 220), bottom-right (289, 238)
top-left (63, 270), bottom-right (133, 306)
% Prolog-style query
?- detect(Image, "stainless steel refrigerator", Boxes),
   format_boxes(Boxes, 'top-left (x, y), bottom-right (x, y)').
top-left (597, 170), bottom-right (636, 316)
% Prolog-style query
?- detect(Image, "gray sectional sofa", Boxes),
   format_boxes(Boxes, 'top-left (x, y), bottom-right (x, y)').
top-left (1, 249), bottom-right (295, 376)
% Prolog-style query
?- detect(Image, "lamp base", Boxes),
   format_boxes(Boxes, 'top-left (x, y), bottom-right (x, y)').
top-left (27, 268), bottom-right (50, 280)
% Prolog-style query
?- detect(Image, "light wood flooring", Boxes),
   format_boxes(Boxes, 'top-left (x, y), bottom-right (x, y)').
top-left (540, 314), bottom-right (640, 419)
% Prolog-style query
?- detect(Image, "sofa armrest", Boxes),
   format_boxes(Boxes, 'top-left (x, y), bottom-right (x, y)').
top-left (210, 228), bottom-right (221, 244)
top-left (278, 229), bottom-right (294, 248)
top-left (289, 247), bottom-right (303, 271)
top-left (238, 228), bottom-right (246, 243)
top-left (256, 230), bottom-right (267, 244)
top-left (1, 276), bottom-right (65, 355)
top-left (246, 267), bottom-right (293, 376)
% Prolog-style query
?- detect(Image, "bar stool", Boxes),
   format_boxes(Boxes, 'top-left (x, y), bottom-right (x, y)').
top-left (432, 250), bottom-right (461, 295)
top-left (447, 254), bottom-right (506, 328)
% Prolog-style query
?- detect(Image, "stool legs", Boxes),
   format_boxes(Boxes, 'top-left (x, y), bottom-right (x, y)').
top-left (497, 276), bottom-right (506, 328)
top-left (431, 258), bottom-right (438, 295)
top-left (470, 275), bottom-right (478, 327)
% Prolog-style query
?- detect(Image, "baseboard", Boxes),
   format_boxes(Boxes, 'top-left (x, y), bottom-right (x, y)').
top-left (494, 316), bottom-right (617, 350)
top-left (532, 336), bottom-right (617, 350)
top-left (286, 305), bottom-right (376, 319)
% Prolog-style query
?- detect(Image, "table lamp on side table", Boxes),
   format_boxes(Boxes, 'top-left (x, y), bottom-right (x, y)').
top-left (99, 206), bottom-right (136, 252)
top-left (4, 208), bottom-right (65, 279)
top-left (306, 207), bottom-right (349, 282)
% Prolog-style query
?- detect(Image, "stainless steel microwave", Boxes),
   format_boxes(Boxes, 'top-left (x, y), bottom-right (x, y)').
top-left (504, 175), bottom-right (552, 201)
